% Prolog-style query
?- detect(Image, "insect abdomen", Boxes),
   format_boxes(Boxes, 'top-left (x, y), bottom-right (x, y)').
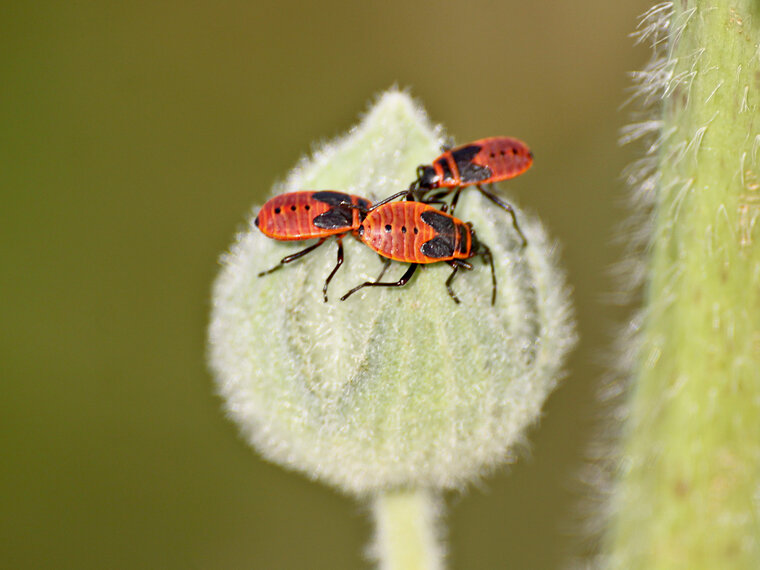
top-left (468, 137), bottom-right (533, 184)
top-left (426, 136), bottom-right (533, 188)
top-left (256, 191), bottom-right (360, 240)
top-left (359, 202), bottom-right (470, 263)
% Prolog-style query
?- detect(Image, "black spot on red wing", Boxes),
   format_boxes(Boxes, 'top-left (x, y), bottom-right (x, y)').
top-left (420, 210), bottom-right (455, 235)
top-left (450, 144), bottom-right (481, 164)
top-left (420, 236), bottom-right (455, 258)
top-left (313, 206), bottom-right (353, 229)
top-left (254, 216), bottom-right (260, 227)
top-left (312, 191), bottom-right (352, 206)
top-left (384, 224), bottom-right (392, 232)
top-left (451, 144), bottom-right (492, 183)
top-left (457, 162), bottom-right (492, 183)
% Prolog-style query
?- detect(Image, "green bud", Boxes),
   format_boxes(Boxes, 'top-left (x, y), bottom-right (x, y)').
top-left (208, 90), bottom-right (576, 495)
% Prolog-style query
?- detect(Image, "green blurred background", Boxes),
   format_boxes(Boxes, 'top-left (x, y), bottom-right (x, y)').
top-left (2, 2), bottom-right (651, 568)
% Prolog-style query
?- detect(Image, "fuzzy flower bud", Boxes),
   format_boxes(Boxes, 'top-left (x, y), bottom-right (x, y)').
top-left (208, 90), bottom-right (576, 495)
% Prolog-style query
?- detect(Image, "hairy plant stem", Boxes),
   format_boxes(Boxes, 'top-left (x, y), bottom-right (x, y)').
top-left (606, 2), bottom-right (760, 568)
top-left (371, 489), bottom-right (443, 570)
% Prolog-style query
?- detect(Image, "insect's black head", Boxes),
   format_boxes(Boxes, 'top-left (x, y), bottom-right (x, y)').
top-left (416, 165), bottom-right (439, 189)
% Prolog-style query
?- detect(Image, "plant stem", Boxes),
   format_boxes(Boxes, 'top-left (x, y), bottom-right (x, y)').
top-left (371, 489), bottom-right (444, 570)
top-left (606, 2), bottom-right (760, 568)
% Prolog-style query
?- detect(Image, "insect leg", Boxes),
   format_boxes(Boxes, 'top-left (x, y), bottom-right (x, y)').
top-left (421, 190), bottom-right (449, 202)
top-left (445, 263), bottom-right (462, 304)
top-left (475, 184), bottom-right (528, 248)
top-left (321, 237), bottom-right (345, 302)
top-left (448, 186), bottom-right (463, 216)
top-left (363, 190), bottom-right (416, 213)
top-left (340, 263), bottom-right (419, 301)
top-left (375, 256), bottom-right (392, 281)
top-left (478, 243), bottom-right (497, 305)
top-left (419, 190), bottom-right (452, 212)
top-left (445, 259), bottom-right (473, 304)
top-left (405, 183), bottom-right (417, 201)
top-left (257, 238), bottom-right (328, 277)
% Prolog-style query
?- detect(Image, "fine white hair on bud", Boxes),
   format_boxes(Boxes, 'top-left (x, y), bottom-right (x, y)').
top-left (208, 89), bottom-right (577, 495)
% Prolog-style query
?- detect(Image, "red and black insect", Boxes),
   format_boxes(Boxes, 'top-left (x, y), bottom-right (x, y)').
top-left (255, 190), bottom-right (371, 301)
top-left (412, 136), bottom-right (533, 246)
top-left (340, 201), bottom-right (496, 304)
